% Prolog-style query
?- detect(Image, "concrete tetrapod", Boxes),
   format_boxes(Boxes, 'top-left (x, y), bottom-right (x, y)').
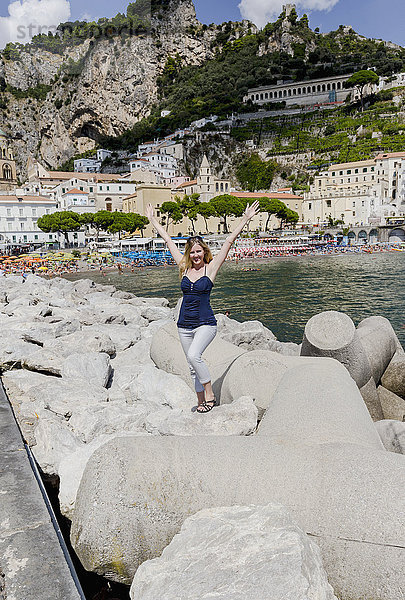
top-left (300, 311), bottom-right (387, 419)
top-left (70, 359), bottom-right (405, 600)
top-left (150, 320), bottom-right (246, 399)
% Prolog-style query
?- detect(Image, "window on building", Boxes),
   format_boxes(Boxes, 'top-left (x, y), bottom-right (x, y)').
top-left (106, 202), bottom-right (112, 212)
top-left (7, 223), bottom-right (12, 231)
top-left (46, 209), bottom-right (50, 214)
top-left (347, 170), bottom-right (351, 174)
top-left (34, 235), bottom-right (38, 240)
top-left (6, 208), bottom-right (11, 216)
top-left (355, 169), bottom-right (358, 174)
top-left (352, 202), bottom-right (356, 207)
top-left (19, 208), bottom-right (23, 216)
top-left (216, 183), bottom-right (219, 191)
top-left (339, 171), bottom-right (343, 175)
top-left (308, 203), bottom-right (312, 210)
top-left (12, 236), bottom-right (16, 242)
top-left (89, 187), bottom-right (93, 192)
top-left (20, 223), bottom-right (24, 230)
top-left (326, 200), bottom-right (331, 207)
top-left (371, 167), bottom-right (375, 171)
top-left (362, 201), bottom-right (365, 206)
top-left (352, 211), bottom-right (355, 216)
top-left (49, 234), bottom-right (53, 240)
top-left (32, 208), bottom-right (36, 216)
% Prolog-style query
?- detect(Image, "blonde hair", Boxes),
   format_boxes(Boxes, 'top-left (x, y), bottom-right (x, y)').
top-left (179, 236), bottom-right (213, 278)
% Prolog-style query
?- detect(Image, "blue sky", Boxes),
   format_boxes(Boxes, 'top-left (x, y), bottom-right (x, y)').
top-left (0, 0), bottom-right (404, 49)
top-left (69, 0), bottom-right (405, 46)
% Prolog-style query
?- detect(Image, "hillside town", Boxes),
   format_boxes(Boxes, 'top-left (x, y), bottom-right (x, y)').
top-left (0, 98), bottom-right (405, 253)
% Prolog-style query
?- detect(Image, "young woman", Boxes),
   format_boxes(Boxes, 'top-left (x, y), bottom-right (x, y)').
top-left (145, 201), bottom-right (259, 413)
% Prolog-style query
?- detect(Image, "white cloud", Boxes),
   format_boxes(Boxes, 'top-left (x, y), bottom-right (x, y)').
top-left (0, 0), bottom-right (71, 50)
top-left (238, 0), bottom-right (340, 28)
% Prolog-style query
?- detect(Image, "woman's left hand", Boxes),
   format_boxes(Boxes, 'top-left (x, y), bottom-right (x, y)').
top-left (243, 200), bottom-right (260, 221)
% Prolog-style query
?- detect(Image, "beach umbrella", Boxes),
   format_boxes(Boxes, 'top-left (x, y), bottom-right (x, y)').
top-left (38, 266), bottom-right (48, 271)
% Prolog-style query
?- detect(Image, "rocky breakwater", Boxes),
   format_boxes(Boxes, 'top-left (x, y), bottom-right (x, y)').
top-left (71, 304), bottom-right (405, 600)
top-left (2, 277), bottom-right (405, 600)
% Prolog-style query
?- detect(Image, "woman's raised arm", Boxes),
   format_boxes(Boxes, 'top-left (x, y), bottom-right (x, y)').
top-left (208, 200), bottom-right (259, 279)
top-left (145, 204), bottom-right (183, 265)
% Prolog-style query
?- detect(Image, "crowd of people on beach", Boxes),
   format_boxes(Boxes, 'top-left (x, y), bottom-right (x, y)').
top-left (0, 241), bottom-right (402, 279)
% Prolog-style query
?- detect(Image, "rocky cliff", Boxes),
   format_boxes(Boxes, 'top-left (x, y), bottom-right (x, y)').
top-left (0, 0), bottom-right (219, 178)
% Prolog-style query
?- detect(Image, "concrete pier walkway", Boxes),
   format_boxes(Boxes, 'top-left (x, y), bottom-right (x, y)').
top-left (0, 381), bottom-right (83, 600)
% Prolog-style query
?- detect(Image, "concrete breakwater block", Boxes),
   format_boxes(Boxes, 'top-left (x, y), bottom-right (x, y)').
top-left (220, 349), bottom-right (319, 418)
top-left (150, 321), bottom-right (246, 399)
top-left (70, 360), bottom-right (405, 600)
top-left (300, 311), bottom-right (401, 420)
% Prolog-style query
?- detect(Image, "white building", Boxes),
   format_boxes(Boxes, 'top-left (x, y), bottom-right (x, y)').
top-left (60, 188), bottom-right (96, 213)
top-left (245, 74), bottom-right (356, 108)
top-left (73, 149), bottom-right (112, 173)
top-left (374, 152), bottom-right (405, 218)
top-left (303, 153), bottom-right (405, 226)
top-left (0, 194), bottom-right (58, 249)
top-left (303, 160), bottom-right (379, 226)
top-left (128, 151), bottom-right (178, 182)
top-left (74, 158), bottom-right (102, 173)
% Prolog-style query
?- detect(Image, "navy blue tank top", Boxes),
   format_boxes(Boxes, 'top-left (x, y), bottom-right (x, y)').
top-left (177, 266), bottom-right (217, 329)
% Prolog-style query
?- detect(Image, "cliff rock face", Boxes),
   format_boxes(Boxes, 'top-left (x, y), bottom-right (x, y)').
top-left (0, 0), bottom-right (217, 177)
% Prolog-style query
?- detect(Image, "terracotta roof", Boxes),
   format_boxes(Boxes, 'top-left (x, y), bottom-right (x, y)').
top-left (42, 171), bottom-right (122, 181)
top-left (328, 159), bottom-right (375, 170)
top-left (374, 151), bottom-right (405, 160)
top-left (63, 188), bottom-right (88, 195)
top-left (232, 191), bottom-right (303, 200)
top-left (175, 179), bottom-right (197, 189)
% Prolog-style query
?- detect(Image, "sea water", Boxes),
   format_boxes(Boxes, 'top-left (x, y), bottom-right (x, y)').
top-left (65, 251), bottom-right (405, 347)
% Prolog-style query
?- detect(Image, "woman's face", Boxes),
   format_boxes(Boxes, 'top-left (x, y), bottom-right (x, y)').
top-left (189, 243), bottom-right (205, 267)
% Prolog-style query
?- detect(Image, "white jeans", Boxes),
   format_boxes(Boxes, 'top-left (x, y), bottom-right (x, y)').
top-left (177, 325), bottom-right (217, 393)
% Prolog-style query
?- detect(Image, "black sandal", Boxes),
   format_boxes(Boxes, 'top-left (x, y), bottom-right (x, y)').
top-left (196, 401), bottom-right (214, 413)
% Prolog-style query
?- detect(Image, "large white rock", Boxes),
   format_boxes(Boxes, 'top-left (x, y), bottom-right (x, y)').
top-left (375, 420), bottom-right (405, 454)
top-left (216, 313), bottom-right (300, 356)
top-left (108, 363), bottom-right (195, 410)
top-left (68, 402), bottom-right (147, 443)
top-left (144, 396), bottom-right (258, 436)
top-left (32, 416), bottom-right (84, 476)
top-left (61, 352), bottom-right (111, 388)
top-left (43, 330), bottom-right (116, 357)
top-left (381, 352), bottom-right (405, 399)
top-left (130, 503), bottom-right (337, 600)
top-left (83, 323), bottom-right (141, 352)
top-left (22, 349), bottom-right (64, 376)
top-left (377, 385), bottom-right (405, 421)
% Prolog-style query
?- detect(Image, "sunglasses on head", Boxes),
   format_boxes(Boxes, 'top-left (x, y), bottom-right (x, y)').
top-left (188, 236), bottom-right (204, 243)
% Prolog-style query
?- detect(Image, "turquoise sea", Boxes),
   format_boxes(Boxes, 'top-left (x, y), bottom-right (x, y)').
top-left (65, 251), bottom-right (405, 347)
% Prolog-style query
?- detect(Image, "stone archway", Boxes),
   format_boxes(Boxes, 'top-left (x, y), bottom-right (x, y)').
top-left (348, 231), bottom-right (356, 245)
top-left (369, 229), bottom-right (378, 244)
top-left (358, 230), bottom-right (368, 244)
top-left (2, 164), bottom-right (12, 179)
top-left (388, 228), bottom-right (405, 243)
